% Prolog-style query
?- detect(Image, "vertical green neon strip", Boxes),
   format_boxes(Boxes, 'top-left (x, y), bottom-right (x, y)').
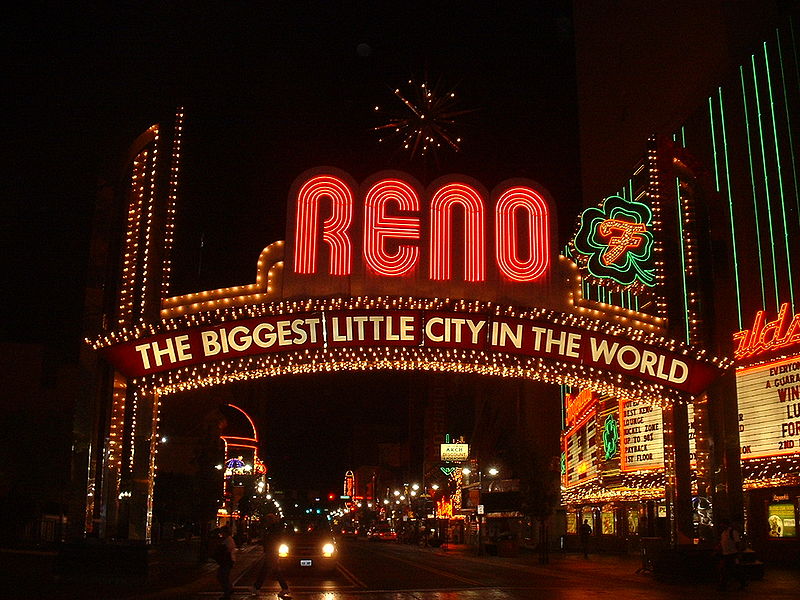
top-left (709, 97), bottom-right (721, 192)
top-left (675, 177), bottom-right (691, 344)
top-left (719, 88), bottom-right (743, 328)
top-left (764, 42), bottom-right (796, 310)
top-left (777, 27), bottom-right (800, 252)
top-left (752, 53), bottom-right (781, 310)
top-left (791, 16), bottom-right (800, 94)
top-left (742, 64), bottom-right (768, 308)
top-left (681, 126), bottom-right (687, 148)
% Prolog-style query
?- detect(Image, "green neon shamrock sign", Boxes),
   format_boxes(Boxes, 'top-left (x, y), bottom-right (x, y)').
top-left (602, 414), bottom-right (620, 460)
top-left (573, 195), bottom-right (655, 286)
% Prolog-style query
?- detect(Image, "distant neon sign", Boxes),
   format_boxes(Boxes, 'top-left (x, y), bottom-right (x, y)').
top-left (573, 195), bottom-right (655, 286)
top-left (733, 303), bottom-right (800, 361)
top-left (290, 170), bottom-right (552, 283)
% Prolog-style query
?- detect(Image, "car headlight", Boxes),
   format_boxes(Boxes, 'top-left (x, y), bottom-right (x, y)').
top-left (278, 543), bottom-right (289, 557)
top-left (322, 542), bottom-right (335, 557)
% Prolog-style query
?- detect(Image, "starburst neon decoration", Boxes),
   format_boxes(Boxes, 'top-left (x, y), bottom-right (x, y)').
top-left (373, 79), bottom-right (475, 159)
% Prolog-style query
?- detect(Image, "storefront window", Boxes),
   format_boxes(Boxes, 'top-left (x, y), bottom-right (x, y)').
top-left (767, 501), bottom-right (797, 538)
top-left (566, 510), bottom-right (577, 534)
top-left (627, 507), bottom-right (639, 535)
top-left (601, 507), bottom-right (615, 534)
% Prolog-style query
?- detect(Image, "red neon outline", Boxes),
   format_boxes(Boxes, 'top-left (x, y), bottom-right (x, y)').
top-left (429, 183), bottom-right (485, 281)
top-left (293, 175), bottom-right (353, 275)
top-left (363, 179), bottom-right (420, 276)
top-left (494, 186), bottom-right (550, 281)
top-left (734, 303), bottom-right (800, 361)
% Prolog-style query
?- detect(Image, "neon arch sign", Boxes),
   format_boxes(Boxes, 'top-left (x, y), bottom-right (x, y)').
top-left (288, 169), bottom-right (553, 284)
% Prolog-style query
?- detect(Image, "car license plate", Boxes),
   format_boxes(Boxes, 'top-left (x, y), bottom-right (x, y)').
top-left (300, 559), bottom-right (312, 567)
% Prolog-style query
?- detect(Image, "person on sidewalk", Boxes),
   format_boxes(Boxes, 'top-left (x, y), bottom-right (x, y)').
top-left (717, 518), bottom-right (747, 591)
top-left (215, 526), bottom-right (236, 600)
top-left (251, 513), bottom-right (291, 598)
top-left (579, 519), bottom-right (592, 559)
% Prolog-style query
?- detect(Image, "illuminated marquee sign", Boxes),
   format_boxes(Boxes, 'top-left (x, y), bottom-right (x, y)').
top-left (619, 399), bottom-right (664, 470)
top-left (733, 303), bottom-right (800, 362)
top-left (572, 195), bottom-right (655, 287)
top-left (104, 308), bottom-right (717, 397)
top-left (619, 399), bottom-right (696, 471)
top-left (288, 169), bottom-right (552, 284)
top-left (736, 355), bottom-right (800, 459)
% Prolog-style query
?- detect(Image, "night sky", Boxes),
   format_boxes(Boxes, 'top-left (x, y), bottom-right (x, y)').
top-left (5, 4), bottom-right (580, 491)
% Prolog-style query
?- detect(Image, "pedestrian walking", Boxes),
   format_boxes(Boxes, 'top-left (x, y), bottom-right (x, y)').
top-left (579, 518), bottom-right (592, 558)
top-left (251, 513), bottom-right (291, 598)
top-left (213, 525), bottom-right (236, 599)
top-left (717, 518), bottom-right (747, 591)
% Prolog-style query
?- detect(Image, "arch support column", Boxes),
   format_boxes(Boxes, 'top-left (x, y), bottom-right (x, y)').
top-left (126, 389), bottom-right (161, 542)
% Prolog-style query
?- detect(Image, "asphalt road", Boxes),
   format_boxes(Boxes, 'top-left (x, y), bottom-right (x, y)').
top-left (3, 538), bottom-right (798, 599)
top-left (189, 538), bottom-right (799, 599)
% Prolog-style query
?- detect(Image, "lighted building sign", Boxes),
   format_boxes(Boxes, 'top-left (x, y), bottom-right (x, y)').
top-left (572, 195), bottom-right (655, 287)
top-left (344, 470), bottom-right (354, 498)
top-left (440, 443), bottom-right (469, 461)
top-left (565, 389), bottom-right (596, 427)
top-left (733, 303), bottom-right (800, 361)
top-left (736, 355), bottom-right (800, 459)
top-left (288, 169), bottom-right (552, 284)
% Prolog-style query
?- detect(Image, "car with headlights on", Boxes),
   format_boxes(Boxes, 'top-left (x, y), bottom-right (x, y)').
top-left (276, 515), bottom-right (338, 573)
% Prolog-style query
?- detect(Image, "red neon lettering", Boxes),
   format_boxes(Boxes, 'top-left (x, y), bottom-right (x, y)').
top-left (429, 183), bottom-right (485, 281)
top-left (733, 302), bottom-right (800, 360)
top-left (565, 389), bottom-right (596, 426)
top-left (293, 175), bottom-right (353, 275)
top-left (494, 187), bottom-right (550, 281)
top-left (363, 179), bottom-right (420, 276)
top-left (598, 219), bottom-right (647, 265)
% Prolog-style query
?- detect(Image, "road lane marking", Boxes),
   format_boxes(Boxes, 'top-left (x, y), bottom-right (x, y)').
top-left (376, 551), bottom-right (486, 586)
top-left (336, 563), bottom-right (367, 588)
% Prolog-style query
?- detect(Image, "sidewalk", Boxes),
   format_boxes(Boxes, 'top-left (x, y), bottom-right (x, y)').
top-left (429, 543), bottom-right (800, 596)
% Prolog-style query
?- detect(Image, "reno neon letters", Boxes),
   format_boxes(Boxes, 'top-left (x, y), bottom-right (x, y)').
top-left (291, 171), bottom-right (552, 283)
